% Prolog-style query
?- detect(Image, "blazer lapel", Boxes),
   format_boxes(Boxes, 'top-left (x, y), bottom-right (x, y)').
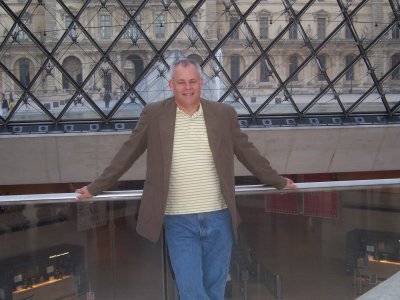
top-left (202, 100), bottom-right (221, 160)
top-left (158, 99), bottom-right (176, 181)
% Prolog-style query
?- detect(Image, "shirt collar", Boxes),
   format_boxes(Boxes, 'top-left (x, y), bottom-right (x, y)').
top-left (176, 103), bottom-right (203, 118)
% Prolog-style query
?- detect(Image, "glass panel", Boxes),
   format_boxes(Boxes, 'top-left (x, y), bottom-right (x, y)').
top-left (1, 179), bottom-right (399, 299)
top-left (0, 0), bottom-right (398, 127)
top-left (235, 183), bottom-right (400, 299)
top-left (135, 57), bottom-right (173, 103)
top-left (9, 95), bottom-right (52, 122)
top-left (112, 92), bottom-right (144, 120)
top-left (259, 90), bottom-right (299, 115)
top-left (201, 57), bottom-right (230, 102)
top-left (0, 199), bottom-right (165, 300)
top-left (307, 91), bottom-right (346, 114)
top-left (62, 94), bottom-right (102, 121)
top-left (351, 89), bottom-right (389, 113)
top-left (381, 79), bottom-right (400, 110)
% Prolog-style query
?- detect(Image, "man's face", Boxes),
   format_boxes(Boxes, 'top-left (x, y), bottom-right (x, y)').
top-left (169, 64), bottom-right (203, 110)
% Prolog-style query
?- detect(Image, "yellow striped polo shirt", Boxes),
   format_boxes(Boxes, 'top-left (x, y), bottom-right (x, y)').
top-left (165, 104), bottom-right (227, 215)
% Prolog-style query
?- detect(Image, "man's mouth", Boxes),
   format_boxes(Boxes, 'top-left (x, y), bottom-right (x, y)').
top-left (183, 92), bottom-right (194, 96)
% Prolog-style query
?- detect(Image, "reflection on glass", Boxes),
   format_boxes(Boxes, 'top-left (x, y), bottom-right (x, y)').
top-left (0, 180), bottom-right (399, 299)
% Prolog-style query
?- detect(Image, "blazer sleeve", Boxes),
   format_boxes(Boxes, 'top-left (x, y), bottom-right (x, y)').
top-left (229, 107), bottom-right (287, 189)
top-left (87, 106), bottom-right (150, 195)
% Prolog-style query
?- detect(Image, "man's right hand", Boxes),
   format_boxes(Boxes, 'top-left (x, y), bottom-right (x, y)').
top-left (75, 186), bottom-right (93, 200)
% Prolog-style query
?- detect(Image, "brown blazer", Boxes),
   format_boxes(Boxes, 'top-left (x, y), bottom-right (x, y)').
top-left (87, 98), bottom-right (286, 242)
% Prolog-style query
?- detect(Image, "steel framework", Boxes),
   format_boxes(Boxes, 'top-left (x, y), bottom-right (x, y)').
top-left (0, 0), bottom-right (399, 134)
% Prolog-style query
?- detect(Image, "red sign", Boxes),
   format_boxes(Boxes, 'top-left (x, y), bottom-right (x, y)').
top-left (303, 173), bottom-right (339, 219)
top-left (303, 191), bottom-right (339, 218)
top-left (265, 193), bottom-right (298, 215)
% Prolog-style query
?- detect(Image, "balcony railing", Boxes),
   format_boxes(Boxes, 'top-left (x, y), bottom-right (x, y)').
top-left (0, 178), bottom-right (399, 300)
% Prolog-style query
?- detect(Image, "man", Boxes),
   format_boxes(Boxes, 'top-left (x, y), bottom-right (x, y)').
top-left (76, 59), bottom-right (296, 300)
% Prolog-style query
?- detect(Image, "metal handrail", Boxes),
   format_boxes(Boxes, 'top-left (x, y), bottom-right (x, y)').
top-left (0, 178), bottom-right (399, 205)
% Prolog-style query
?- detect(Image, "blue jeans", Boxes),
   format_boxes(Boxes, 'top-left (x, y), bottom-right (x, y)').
top-left (164, 209), bottom-right (233, 300)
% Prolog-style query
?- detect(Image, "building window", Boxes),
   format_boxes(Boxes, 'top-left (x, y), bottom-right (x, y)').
top-left (103, 72), bottom-right (112, 93)
top-left (318, 54), bottom-right (327, 81)
top-left (188, 15), bottom-right (198, 40)
top-left (125, 54), bottom-right (144, 85)
top-left (289, 55), bottom-right (298, 81)
top-left (392, 24), bottom-right (400, 39)
top-left (155, 14), bottom-right (165, 39)
top-left (289, 18), bottom-right (297, 39)
top-left (230, 16), bottom-right (239, 40)
top-left (65, 15), bottom-right (76, 40)
top-left (259, 15), bottom-right (269, 39)
top-left (100, 15), bottom-right (111, 39)
top-left (17, 27), bottom-right (28, 42)
top-left (251, 96), bottom-right (256, 103)
top-left (260, 59), bottom-right (270, 82)
top-left (317, 17), bottom-right (326, 39)
top-left (62, 56), bottom-right (82, 89)
top-left (187, 54), bottom-right (203, 65)
top-left (231, 55), bottom-right (240, 82)
top-left (345, 55), bottom-right (355, 80)
top-left (17, 17), bottom-right (29, 42)
top-left (124, 13), bottom-right (141, 40)
top-left (19, 58), bottom-right (31, 87)
top-left (391, 54), bottom-right (400, 80)
top-left (345, 24), bottom-right (353, 39)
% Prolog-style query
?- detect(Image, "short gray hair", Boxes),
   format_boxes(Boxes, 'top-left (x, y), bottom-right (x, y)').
top-left (170, 59), bottom-right (202, 79)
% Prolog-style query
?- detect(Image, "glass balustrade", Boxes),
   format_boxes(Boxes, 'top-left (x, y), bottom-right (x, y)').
top-left (0, 178), bottom-right (399, 300)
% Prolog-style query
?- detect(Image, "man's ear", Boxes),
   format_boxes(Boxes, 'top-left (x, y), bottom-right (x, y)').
top-left (168, 79), bottom-right (173, 90)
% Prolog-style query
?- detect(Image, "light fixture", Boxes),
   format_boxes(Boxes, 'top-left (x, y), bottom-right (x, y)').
top-left (115, 123), bottom-right (125, 131)
top-left (262, 119), bottom-right (272, 127)
top-left (64, 125), bottom-right (74, 132)
top-left (239, 120), bottom-right (248, 128)
top-left (89, 124), bottom-right (100, 132)
top-left (309, 118), bottom-right (320, 125)
top-left (285, 119), bottom-right (296, 126)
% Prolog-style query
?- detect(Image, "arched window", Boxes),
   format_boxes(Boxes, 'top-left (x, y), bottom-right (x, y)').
top-left (125, 54), bottom-right (144, 85)
top-left (289, 55), bottom-right (298, 81)
top-left (62, 56), bottom-right (82, 89)
top-left (345, 55), bottom-right (355, 80)
top-left (187, 54), bottom-right (203, 65)
top-left (391, 54), bottom-right (400, 80)
top-left (231, 55), bottom-right (240, 82)
top-left (16, 58), bottom-right (32, 87)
